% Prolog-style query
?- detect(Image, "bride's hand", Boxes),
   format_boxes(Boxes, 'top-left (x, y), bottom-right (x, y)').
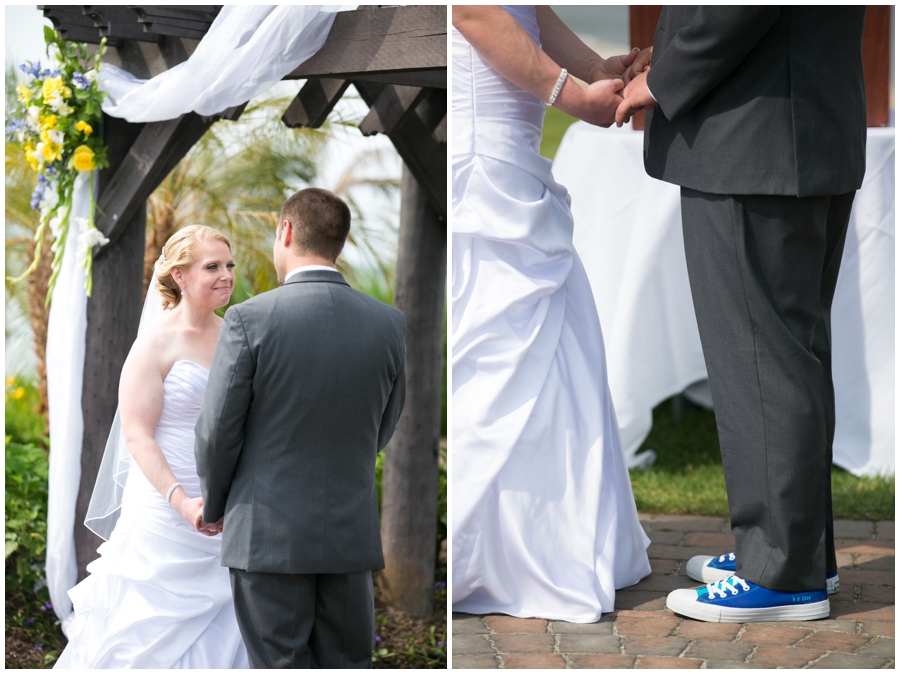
top-left (559, 78), bottom-right (625, 128)
top-left (199, 517), bottom-right (224, 537)
top-left (176, 495), bottom-right (211, 534)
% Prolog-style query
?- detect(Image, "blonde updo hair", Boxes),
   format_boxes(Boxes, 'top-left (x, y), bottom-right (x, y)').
top-left (154, 225), bottom-right (232, 310)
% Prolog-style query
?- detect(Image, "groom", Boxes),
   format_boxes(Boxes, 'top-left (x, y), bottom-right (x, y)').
top-left (195, 187), bottom-right (407, 666)
top-left (617, 7), bottom-right (867, 621)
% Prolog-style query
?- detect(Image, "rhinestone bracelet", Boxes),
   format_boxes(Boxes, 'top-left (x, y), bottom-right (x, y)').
top-left (166, 481), bottom-right (183, 505)
top-left (547, 68), bottom-right (568, 107)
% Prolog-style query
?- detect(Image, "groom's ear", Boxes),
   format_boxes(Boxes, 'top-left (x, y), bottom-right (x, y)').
top-left (281, 220), bottom-right (293, 247)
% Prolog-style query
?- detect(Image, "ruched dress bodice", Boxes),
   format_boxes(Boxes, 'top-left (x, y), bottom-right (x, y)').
top-left (451, 5), bottom-right (651, 622)
top-left (452, 6), bottom-right (545, 161)
top-left (56, 360), bottom-right (248, 669)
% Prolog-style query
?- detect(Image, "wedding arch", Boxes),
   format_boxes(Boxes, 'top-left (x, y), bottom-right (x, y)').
top-left (37, 4), bottom-right (446, 621)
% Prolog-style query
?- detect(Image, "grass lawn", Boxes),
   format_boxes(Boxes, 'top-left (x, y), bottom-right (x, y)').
top-left (630, 397), bottom-right (895, 522)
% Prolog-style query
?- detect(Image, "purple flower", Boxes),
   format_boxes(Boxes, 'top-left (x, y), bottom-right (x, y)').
top-left (34, 645), bottom-right (43, 651)
top-left (437, 641), bottom-right (444, 648)
top-left (24, 618), bottom-right (35, 627)
top-left (375, 636), bottom-right (382, 643)
top-left (72, 71), bottom-right (90, 90)
top-left (20, 61), bottom-right (43, 78)
top-left (41, 602), bottom-right (52, 612)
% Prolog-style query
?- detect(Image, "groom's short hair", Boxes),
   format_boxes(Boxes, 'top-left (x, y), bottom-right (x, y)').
top-left (280, 188), bottom-right (351, 262)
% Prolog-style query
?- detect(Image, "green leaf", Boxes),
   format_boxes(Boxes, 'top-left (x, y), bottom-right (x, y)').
top-left (43, 26), bottom-right (56, 46)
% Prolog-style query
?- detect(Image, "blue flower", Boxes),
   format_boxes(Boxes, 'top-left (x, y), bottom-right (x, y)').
top-left (72, 72), bottom-right (90, 90)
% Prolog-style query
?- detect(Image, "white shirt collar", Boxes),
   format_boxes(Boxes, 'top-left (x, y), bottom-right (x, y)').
top-left (284, 265), bottom-right (338, 284)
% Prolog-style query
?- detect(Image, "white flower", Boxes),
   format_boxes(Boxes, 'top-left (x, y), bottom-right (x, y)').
top-left (85, 69), bottom-right (97, 82)
top-left (15, 129), bottom-right (26, 143)
top-left (77, 222), bottom-right (110, 267)
top-left (41, 185), bottom-right (59, 216)
top-left (27, 105), bottom-right (41, 129)
top-left (57, 101), bottom-right (73, 117)
top-left (46, 91), bottom-right (67, 112)
top-left (47, 43), bottom-right (62, 68)
top-left (48, 215), bottom-right (63, 240)
top-left (34, 142), bottom-right (46, 166)
top-left (47, 129), bottom-right (64, 145)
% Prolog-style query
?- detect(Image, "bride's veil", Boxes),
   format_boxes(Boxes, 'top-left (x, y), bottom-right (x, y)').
top-left (84, 261), bottom-right (167, 540)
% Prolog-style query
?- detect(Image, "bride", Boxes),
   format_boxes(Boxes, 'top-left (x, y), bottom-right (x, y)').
top-left (56, 225), bottom-right (249, 668)
top-left (451, 6), bottom-right (652, 622)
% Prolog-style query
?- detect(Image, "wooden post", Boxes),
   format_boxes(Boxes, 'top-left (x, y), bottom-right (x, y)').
top-left (629, 5), bottom-right (662, 131)
top-left (863, 5), bottom-right (891, 127)
top-left (74, 114), bottom-right (147, 580)
top-left (379, 164), bottom-right (446, 616)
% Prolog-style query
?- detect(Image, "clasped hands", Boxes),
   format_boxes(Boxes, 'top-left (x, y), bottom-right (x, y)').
top-left (179, 495), bottom-right (224, 537)
top-left (575, 47), bottom-right (655, 128)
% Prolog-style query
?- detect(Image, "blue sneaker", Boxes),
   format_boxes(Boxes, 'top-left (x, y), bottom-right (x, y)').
top-left (667, 576), bottom-right (830, 623)
top-left (686, 552), bottom-right (839, 594)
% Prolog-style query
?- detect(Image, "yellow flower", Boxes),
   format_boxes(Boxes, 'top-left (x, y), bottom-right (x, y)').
top-left (75, 120), bottom-right (93, 136)
top-left (12, 387), bottom-right (25, 400)
top-left (40, 132), bottom-right (63, 163)
top-left (72, 144), bottom-right (95, 172)
top-left (16, 82), bottom-right (35, 103)
top-left (62, 86), bottom-right (72, 99)
top-left (6, 377), bottom-right (14, 387)
top-left (41, 76), bottom-right (64, 101)
top-left (41, 114), bottom-right (59, 130)
top-left (24, 145), bottom-right (40, 171)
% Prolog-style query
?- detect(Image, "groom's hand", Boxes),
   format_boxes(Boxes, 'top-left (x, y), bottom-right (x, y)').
top-left (615, 70), bottom-right (657, 127)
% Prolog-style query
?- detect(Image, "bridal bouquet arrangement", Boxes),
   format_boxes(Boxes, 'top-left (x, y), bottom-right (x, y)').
top-left (7, 27), bottom-right (110, 302)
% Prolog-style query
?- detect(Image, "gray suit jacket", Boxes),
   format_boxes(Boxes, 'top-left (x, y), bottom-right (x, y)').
top-left (195, 269), bottom-right (406, 574)
top-left (644, 6), bottom-right (867, 197)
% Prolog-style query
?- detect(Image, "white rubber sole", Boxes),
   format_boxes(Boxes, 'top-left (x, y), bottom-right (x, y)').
top-left (666, 589), bottom-right (830, 623)
top-left (685, 555), bottom-right (840, 594)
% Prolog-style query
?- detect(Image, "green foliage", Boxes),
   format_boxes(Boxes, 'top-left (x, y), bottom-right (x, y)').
top-left (5, 377), bottom-right (46, 446)
top-left (630, 397), bottom-right (896, 521)
top-left (5, 436), bottom-right (49, 590)
top-left (540, 106), bottom-right (578, 160)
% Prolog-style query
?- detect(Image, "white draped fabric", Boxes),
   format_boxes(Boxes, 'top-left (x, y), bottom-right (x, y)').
top-left (45, 5), bottom-right (336, 629)
top-left (45, 174), bottom-right (91, 633)
top-left (554, 124), bottom-right (895, 477)
top-left (99, 5), bottom-right (338, 123)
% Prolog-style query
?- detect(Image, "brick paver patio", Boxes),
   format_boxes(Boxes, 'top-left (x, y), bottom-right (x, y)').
top-left (452, 515), bottom-right (895, 669)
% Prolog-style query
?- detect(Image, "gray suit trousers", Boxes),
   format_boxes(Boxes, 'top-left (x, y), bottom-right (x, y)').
top-left (680, 187), bottom-right (855, 592)
top-left (230, 569), bottom-right (375, 669)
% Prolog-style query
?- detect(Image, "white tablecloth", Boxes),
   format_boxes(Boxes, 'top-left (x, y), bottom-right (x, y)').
top-left (555, 125), bottom-right (894, 477)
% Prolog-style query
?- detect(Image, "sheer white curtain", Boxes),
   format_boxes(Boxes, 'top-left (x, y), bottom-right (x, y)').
top-left (46, 5), bottom-right (339, 630)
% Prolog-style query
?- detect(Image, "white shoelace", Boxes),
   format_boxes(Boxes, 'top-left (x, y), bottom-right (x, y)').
top-left (717, 552), bottom-right (736, 563)
top-left (707, 575), bottom-right (750, 599)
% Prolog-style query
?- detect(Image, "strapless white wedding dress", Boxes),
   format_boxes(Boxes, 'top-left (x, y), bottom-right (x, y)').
top-left (55, 361), bottom-right (249, 669)
top-left (451, 5), bottom-right (651, 622)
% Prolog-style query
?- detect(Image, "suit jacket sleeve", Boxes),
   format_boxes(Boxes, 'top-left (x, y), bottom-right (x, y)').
top-left (647, 6), bottom-right (781, 122)
top-left (377, 329), bottom-right (407, 452)
top-left (195, 306), bottom-right (255, 522)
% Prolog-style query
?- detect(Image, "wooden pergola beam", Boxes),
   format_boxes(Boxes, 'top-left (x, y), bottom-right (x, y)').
top-left (355, 82), bottom-right (446, 218)
top-left (95, 113), bottom-right (213, 247)
top-left (287, 6), bottom-right (446, 81)
top-left (282, 78), bottom-right (350, 129)
top-left (82, 6), bottom-right (163, 43)
top-left (359, 85), bottom-right (428, 137)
